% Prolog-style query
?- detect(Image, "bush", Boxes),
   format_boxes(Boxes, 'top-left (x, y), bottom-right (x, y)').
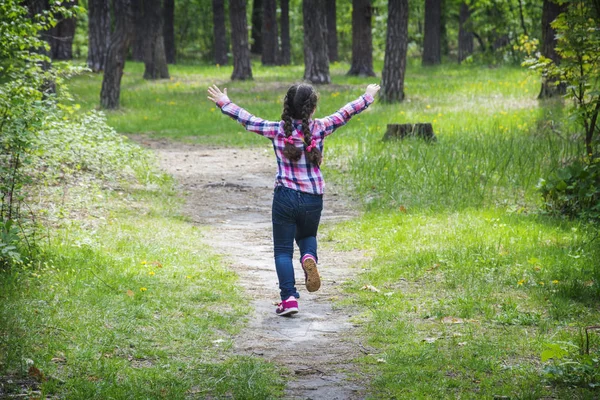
top-left (538, 158), bottom-right (600, 220)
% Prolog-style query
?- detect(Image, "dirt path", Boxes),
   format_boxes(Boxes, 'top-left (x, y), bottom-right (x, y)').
top-left (139, 138), bottom-right (370, 399)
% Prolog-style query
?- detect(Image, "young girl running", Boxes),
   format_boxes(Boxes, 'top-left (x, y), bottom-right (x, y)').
top-left (207, 82), bottom-right (380, 316)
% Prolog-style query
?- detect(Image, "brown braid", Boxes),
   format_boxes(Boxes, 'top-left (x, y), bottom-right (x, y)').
top-left (280, 84), bottom-right (321, 165)
top-left (281, 85), bottom-right (302, 161)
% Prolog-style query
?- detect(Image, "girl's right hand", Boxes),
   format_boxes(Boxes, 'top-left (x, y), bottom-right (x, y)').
top-left (365, 84), bottom-right (380, 98)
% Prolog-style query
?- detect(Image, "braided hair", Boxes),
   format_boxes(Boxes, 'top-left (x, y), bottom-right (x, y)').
top-left (280, 84), bottom-right (322, 165)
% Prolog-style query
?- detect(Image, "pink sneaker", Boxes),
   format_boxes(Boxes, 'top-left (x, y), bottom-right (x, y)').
top-left (301, 255), bottom-right (321, 292)
top-left (276, 296), bottom-right (299, 316)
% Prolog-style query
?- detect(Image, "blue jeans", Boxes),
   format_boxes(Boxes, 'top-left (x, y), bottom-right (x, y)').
top-left (272, 186), bottom-right (323, 300)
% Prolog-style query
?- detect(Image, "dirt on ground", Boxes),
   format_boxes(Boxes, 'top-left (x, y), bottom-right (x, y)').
top-left (138, 137), bottom-right (372, 400)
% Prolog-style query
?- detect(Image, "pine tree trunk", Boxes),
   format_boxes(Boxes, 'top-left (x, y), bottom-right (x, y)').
top-left (213, 0), bottom-right (229, 65)
top-left (230, 0), bottom-right (253, 80)
top-left (348, 0), bottom-right (375, 76)
top-left (100, 0), bottom-right (133, 109)
top-left (538, 0), bottom-right (567, 99)
top-left (262, 0), bottom-right (279, 65)
top-left (163, 0), bottom-right (176, 64)
top-left (251, 0), bottom-right (263, 54)
top-left (87, 0), bottom-right (111, 72)
top-left (422, 0), bottom-right (442, 65)
top-left (133, 0), bottom-right (170, 80)
top-left (303, 0), bottom-right (330, 84)
top-left (458, 1), bottom-right (473, 63)
top-left (325, 0), bottom-right (338, 63)
top-left (381, 0), bottom-right (409, 102)
top-left (280, 0), bottom-right (291, 65)
top-left (50, 0), bottom-right (78, 60)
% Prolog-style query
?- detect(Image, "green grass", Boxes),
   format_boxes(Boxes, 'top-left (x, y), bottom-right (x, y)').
top-left (39, 59), bottom-right (600, 398)
top-left (0, 177), bottom-right (283, 398)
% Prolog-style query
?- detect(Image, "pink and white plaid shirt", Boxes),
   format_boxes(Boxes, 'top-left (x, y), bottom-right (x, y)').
top-left (216, 93), bottom-right (374, 195)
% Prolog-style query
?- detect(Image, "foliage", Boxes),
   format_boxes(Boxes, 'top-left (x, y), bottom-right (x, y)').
top-left (538, 157), bottom-right (600, 220)
top-left (526, 0), bottom-right (600, 219)
top-left (542, 340), bottom-right (600, 388)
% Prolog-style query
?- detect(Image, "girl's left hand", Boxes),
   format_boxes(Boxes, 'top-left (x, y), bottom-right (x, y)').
top-left (207, 84), bottom-right (229, 103)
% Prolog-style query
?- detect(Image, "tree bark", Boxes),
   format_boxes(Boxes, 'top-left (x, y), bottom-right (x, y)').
top-left (262, 0), bottom-right (279, 65)
top-left (381, 0), bottom-right (409, 102)
top-left (49, 0), bottom-right (78, 60)
top-left (280, 0), bottom-right (291, 65)
top-left (325, 0), bottom-right (338, 63)
top-left (132, 0), bottom-right (170, 80)
top-left (348, 0), bottom-right (375, 76)
top-left (24, 0), bottom-right (55, 94)
top-left (87, 0), bottom-right (111, 72)
top-left (100, 0), bottom-right (133, 109)
top-left (303, 0), bottom-right (330, 84)
top-left (163, 0), bottom-right (176, 64)
top-left (131, 6), bottom-right (145, 61)
top-left (458, 1), bottom-right (473, 63)
top-left (230, 0), bottom-right (253, 80)
top-left (213, 0), bottom-right (229, 65)
top-left (422, 0), bottom-right (442, 65)
top-left (251, 0), bottom-right (263, 54)
top-left (538, 0), bottom-right (567, 99)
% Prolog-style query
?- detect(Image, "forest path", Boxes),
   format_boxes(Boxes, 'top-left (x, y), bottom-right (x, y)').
top-left (140, 138), bottom-right (370, 400)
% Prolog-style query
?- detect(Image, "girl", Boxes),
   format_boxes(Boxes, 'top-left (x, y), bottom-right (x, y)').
top-left (207, 82), bottom-right (380, 316)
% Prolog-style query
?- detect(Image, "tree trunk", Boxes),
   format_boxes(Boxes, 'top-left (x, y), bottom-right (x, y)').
top-left (251, 0), bottom-right (263, 54)
top-left (132, 0), bottom-right (170, 80)
top-left (303, 0), bottom-right (330, 84)
top-left (87, 0), bottom-right (111, 72)
top-left (262, 0), bottom-right (279, 65)
top-left (100, 0), bottom-right (133, 109)
top-left (230, 0), bottom-right (253, 80)
top-left (538, 0), bottom-right (567, 99)
top-left (325, 0), bottom-right (338, 63)
top-left (347, 0), bottom-right (375, 76)
top-left (163, 0), bottom-right (176, 64)
top-left (213, 0), bottom-right (229, 65)
top-left (422, 0), bottom-right (442, 65)
top-left (381, 0), bottom-right (409, 102)
top-left (50, 0), bottom-right (78, 60)
top-left (458, 1), bottom-right (473, 63)
top-left (24, 0), bottom-right (56, 94)
top-left (131, 6), bottom-right (145, 62)
top-left (280, 0), bottom-right (291, 65)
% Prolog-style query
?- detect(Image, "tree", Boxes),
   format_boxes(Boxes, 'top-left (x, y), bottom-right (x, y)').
top-left (262, 0), bottom-right (279, 65)
top-left (212, 0), bottom-right (229, 65)
top-left (87, 0), bottom-right (111, 72)
top-left (251, 0), bottom-right (263, 54)
top-left (381, 0), bottom-right (409, 102)
top-left (230, 0), bottom-right (253, 80)
top-left (100, 0), bottom-right (133, 109)
top-left (538, 0), bottom-right (566, 98)
top-left (280, 0), bottom-right (291, 65)
top-left (303, 0), bottom-right (330, 84)
top-left (132, 0), bottom-right (169, 80)
top-left (348, 0), bottom-right (375, 76)
top-left (458, 1), bottom-right (473, 63)
top-left (163, 0), bottom-right (176, 64)
top-left (422, 0), bottom-right (442, 65)
top-left (49, 0), bottom-right (78, 60)
top-left (326, 0), bottom-right (338, 63)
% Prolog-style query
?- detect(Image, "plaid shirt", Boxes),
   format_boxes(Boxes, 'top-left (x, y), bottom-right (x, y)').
top-left (216, 93), bottom-right (374, 195)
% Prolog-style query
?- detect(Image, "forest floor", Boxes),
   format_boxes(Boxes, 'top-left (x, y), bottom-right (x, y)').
top-left (137, 135), bottom-right (373, 400)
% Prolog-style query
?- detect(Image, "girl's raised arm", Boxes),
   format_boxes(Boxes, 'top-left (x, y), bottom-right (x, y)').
top-left (316, 84), bottom-right (380, 137)
top-left (208, 84), bottom-right (280, 139)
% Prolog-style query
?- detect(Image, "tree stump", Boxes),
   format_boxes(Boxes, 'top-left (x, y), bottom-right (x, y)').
top-left (383, 123), bottom-right (436, 142)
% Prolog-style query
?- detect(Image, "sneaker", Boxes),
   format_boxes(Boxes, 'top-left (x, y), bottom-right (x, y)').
top-left (276, 296), bottom-right (299, 316)
top-left (302, 256), bottom-right (321, 292)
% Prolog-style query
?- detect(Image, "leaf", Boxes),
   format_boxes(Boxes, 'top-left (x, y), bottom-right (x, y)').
top-left (441, 316), bottom-right (465, 324)
top-left (28, 365), bottom-right (46, 382)
top-left (126, 290), bottom-right (134, 297)
top-left (360, 284), bottom-right (380, 293)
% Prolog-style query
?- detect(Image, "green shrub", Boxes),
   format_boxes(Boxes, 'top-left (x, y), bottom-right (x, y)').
top-left (538, 158), bottom-right (600, 220)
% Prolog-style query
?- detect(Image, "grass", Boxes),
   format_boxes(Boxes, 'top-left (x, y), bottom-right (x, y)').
top-left (7, 58), bottom-right (598, 398)
top-left (0, 166), bottom-right (283, 398)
